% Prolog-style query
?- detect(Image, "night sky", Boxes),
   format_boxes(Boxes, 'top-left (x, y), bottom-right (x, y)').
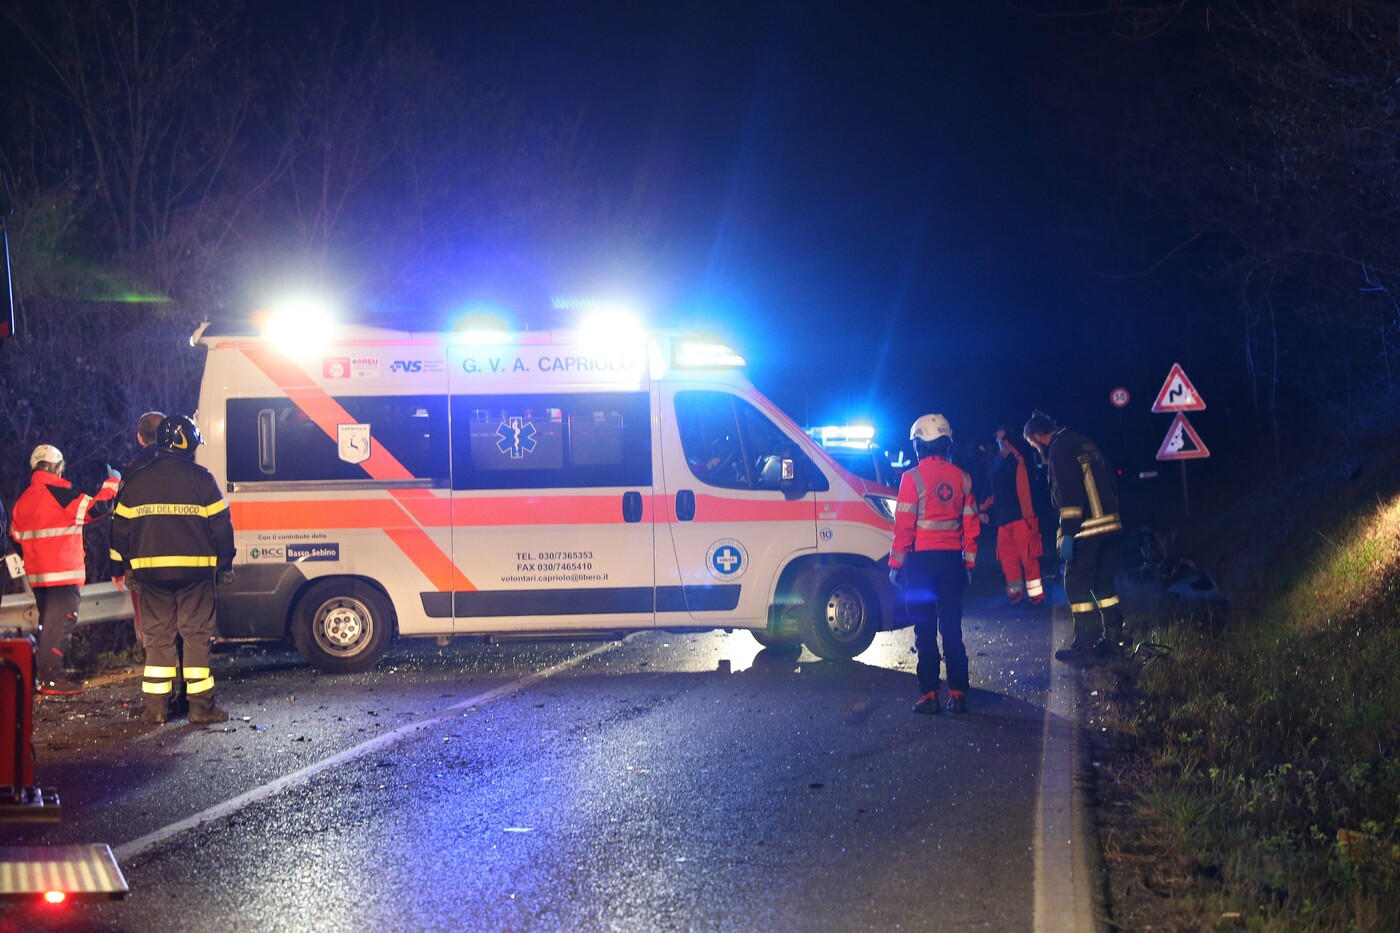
top-left (389, 1), bottom-right (1181, 457)
top-left (6, 0), bottom-right (1225, 476)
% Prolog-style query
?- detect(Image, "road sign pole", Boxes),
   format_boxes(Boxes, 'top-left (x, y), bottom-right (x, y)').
top-left (1181, 461), bottom-right (1189, 519)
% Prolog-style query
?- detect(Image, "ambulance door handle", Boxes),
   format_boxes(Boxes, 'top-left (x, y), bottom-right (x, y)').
top-left (622, 491), bottom-right (643, 523)
top-left (675, 489), bottom-right (696, 522)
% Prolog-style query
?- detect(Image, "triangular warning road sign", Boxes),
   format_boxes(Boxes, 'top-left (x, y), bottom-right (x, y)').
top-left (1156, 412), bottom-right (1210, 461)
top-left (1151, 363), bottom-right (1206, 413)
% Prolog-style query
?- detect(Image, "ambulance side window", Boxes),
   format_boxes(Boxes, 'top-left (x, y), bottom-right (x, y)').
top-left (226, 396), bottom-right (450, 484)
top-left (675, 391), bottom-right (827, 492)
top-left (449, 392), bottom-right (650, 490)
top-left (674, 391), bottom-right (747, 489)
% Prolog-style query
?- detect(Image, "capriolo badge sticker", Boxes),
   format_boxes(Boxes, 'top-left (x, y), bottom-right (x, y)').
top-left (338, 423), bottom-right (371, 464)
top-left (706, 538), bottom-right (748, 581)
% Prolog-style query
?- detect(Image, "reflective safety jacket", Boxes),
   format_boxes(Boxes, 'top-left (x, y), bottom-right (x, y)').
top-left (10, 471), bottom-right (120, 588)
top-left (110, 450), bottom-right (235, 585)
top-left (1045, 427), bottom-right (1122, 545)
top-left (889, 455), bottom-right (979, 569)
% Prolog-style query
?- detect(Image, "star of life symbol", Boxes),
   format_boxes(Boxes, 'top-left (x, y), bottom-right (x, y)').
top-left (706, 538), bottom-right (748, 580)
top-left (496, 417), bottom-right (538, 459)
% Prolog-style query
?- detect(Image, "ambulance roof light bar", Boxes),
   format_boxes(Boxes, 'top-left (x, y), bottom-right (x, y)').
top-left (672, 338), bottom-right (745, 370)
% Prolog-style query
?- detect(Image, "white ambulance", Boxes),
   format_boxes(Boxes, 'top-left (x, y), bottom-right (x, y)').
top-left (191, 319), bottom-right (902, 672)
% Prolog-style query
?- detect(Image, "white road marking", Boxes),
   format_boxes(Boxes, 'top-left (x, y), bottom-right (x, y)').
top-left (1033, 607), bottom-right (1099, 932)
top-left (114, 644), bottom-right (614, 863)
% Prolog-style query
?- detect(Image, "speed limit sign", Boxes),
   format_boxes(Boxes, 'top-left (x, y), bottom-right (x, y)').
top-left (1110, 387), bottom-right (1130, 408)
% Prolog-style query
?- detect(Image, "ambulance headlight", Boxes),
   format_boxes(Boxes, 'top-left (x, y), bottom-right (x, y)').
top-left (864, 493), bottom-right (897, 522)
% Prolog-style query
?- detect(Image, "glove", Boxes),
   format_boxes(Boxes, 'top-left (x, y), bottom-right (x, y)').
top-left (888, 568), bottom-right (900, 587)
top-left (1057, 536), bottom-right (1074, 562)
top-left (217, 569), bottom-right (235, 586)
top-left (106, 464), bottom-right (122, 481)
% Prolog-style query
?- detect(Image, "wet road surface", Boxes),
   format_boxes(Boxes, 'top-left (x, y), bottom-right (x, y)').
top-left (2, 589), bottom-right (1066, 932)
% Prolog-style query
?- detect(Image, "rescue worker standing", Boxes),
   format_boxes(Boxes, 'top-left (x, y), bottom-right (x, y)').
top-left (9, 444), bottom-right (121, 695)
top-left (888, 414), bottom-right (980, 714)
top-left (1022, 411), bottom-right (1127, 664)
top-left (111, 410), bottom-right (166, 629)
top-left (110, 415), bottom-right (236, 724)
top-left (981, 425), bottom-right (1045, 606)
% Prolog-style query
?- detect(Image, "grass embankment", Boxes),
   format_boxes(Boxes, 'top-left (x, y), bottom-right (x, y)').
top-left (1095, 468), bottom-right (1400, 930)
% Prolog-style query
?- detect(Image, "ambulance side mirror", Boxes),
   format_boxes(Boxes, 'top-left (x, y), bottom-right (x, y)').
top-left (778, 457), bottom-right (805, 500)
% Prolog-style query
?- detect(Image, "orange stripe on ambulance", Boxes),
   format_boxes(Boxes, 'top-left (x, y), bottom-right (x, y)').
top-left (190, 319), bottom-right (900, 672)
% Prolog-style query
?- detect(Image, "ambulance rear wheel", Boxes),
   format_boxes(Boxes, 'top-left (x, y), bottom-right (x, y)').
top-left (292, 580), bottom-right (392, 674)
top-left (799, 568), bottom-right (879, 660)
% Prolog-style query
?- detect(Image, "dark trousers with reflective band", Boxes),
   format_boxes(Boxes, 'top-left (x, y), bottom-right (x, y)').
top-left (904, 549), bottom-right (969, 695)
top-left (139, 579), bottom-right (217, 708)
top-left (1064, 534), bottom-right (1124, 648)
top-left (33, 585), bottom-right (80, 682)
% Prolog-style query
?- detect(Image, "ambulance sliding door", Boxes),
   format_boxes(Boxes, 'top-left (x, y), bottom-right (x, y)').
top-left (442, 389), bottom-right (656, 632)
top-left (656, 386), bottom-right (819, 625)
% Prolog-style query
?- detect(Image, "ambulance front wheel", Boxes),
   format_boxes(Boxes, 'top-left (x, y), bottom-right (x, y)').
top-left (292, 580), bottom-right (393, 674)
top-left (798, 568), bottom-right (879, 660)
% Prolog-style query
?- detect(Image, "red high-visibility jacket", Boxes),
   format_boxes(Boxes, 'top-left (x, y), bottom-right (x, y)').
top-left (889, 455), bottom-right (979, 569)
top-left (10, 471), bottom-right (119, 587)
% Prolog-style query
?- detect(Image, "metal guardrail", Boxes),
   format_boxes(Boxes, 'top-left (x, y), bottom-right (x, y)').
top-left (0, 583), bottom-right (135, 635)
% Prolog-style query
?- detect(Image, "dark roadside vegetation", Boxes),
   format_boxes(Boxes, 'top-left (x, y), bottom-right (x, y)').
top-left (1091, 407), bottom-right (1400, 932)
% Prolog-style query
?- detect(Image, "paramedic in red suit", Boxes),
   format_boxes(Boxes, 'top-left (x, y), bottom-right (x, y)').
top-left (887, 414), bottom-right (980, 715)
top-left (981, 425), bottom-right (1045, 606)
top-left (9, 444), bottom-right (121, 695)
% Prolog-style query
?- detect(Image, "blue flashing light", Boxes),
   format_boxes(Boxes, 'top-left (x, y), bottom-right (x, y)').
top-left (808, 424), bottom-right (877, 450)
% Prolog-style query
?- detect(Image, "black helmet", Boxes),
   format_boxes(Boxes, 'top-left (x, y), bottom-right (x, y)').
top-left (157, 414), bottom-right (204, 454)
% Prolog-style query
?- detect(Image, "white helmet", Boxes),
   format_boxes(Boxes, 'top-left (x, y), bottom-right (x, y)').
top-left (909, 413), bottom-right (952, 442)
top-left (30, 444), bottom-right (64, 470)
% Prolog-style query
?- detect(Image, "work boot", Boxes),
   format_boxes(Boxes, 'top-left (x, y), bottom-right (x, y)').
top-left (1054, 643), bottom-right (1101, 666)
top-left (139, 698), bottom-right (169, 725)
top-left (912, 691), bottom-right (942, 715)
top-left (188, 697), bottom-right (229, 724)
top-left (945, 690), bottom-right (968, 714)
top-left (1097, 639), bottom-right (1130, 661)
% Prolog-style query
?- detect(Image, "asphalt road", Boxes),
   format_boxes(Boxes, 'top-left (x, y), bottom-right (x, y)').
top-left (1, 587), bottom-right (1079, 933)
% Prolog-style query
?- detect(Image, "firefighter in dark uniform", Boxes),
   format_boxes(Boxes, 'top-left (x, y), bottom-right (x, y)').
top-left (1022, 411), bottom-right (1127, 664)
top-left (110, 415), bottom-right (236, 724)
